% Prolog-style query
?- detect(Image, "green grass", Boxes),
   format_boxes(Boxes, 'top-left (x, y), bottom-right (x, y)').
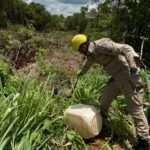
top-left (0, 74), bottom-right (88, 149)
top-left (0, 27), bottom-right (149, 149)
top-left (0, 60), bottom-right (150, 149)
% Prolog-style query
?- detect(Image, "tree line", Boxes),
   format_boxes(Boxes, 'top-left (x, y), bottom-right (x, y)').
top-left (0, 0), bottom-right (64, 30)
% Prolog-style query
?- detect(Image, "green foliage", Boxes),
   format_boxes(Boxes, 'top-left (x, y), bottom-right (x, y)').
top-left (36, 48), bottom-right (67, 80)
top-left (107, 111), bottom-right (135, 143)
top-left (64, 0), bottom-right (150, 65)
top-left (0, 27), bottom-right (70, 69)
top-left (0, 0), bottom-right (65, 31)
top-left (0, 56), bottom-right (13, 86)
top-left (16, 26), bottom-right (34, 41)
top-left (0, 60), bottom-right (150, 149)
top-left (0, 75), bottom-right (87, 149)
top-left (72, 67), bottom-right (150, 146)
top-left (65, 7), bottom-right (88, 32)
top-left (73, 67), bottom-right (108, 104)
top-left (0, 28), bottom-right (35, 69)
top-left (65, 130), bottom-right (87, 150)
top-left (110, 0), bottom-right (150, 65)
top-left (0, 0), bottom-right (150, 148)
top-left (1, 0), bottom-right (150, 66)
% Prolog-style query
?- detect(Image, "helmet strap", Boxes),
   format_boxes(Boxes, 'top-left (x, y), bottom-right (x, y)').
top-left (79, 42), bottom-right (90, 56)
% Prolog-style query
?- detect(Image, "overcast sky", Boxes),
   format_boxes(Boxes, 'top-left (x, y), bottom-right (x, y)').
top-left (24, 0), bottom-right (101, 16)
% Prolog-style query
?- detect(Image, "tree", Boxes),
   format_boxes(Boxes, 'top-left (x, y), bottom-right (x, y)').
top-left (64, 7), bottom-right (88, 33)
top-left (0, 0), bottom-right (64, 30)
top-left (110, 0), bottom-right (150, 65)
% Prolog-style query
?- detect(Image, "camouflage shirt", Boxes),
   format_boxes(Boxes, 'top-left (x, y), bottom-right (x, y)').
top-left (80, 38), bottom-right (139, 78)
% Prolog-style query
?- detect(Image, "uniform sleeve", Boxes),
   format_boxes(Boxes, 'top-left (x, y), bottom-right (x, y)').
top-left (121, 44), bottom-right (139, 69)
top-left (78, 58), bottom-right (93, 75)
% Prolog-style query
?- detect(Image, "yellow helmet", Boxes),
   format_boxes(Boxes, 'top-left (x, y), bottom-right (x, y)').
top-left (71, 34), bottom-right (87, 51)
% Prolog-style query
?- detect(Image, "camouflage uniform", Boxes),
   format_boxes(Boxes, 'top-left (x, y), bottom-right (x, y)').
top-left (79, 38), bottom-right (150, 140)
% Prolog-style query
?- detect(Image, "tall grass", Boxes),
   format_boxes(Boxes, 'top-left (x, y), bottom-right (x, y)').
top-left (0, 75), bottom-right (87, 149)
top-left (0, 67), bottom-right (149, 149)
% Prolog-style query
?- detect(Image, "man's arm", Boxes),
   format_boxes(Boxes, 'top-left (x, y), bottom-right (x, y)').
top-left (77, 58), bottom-right (93, 76)
top-left (121, 44), bottom-right (139, 69)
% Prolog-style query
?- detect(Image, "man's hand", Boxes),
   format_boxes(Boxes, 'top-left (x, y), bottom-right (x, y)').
top-left (77, 70), bottom-right (84, 77)
top-left (130, 67), bottom-right (138, 75)
top-left (130, 67), bottom-right (144, 89)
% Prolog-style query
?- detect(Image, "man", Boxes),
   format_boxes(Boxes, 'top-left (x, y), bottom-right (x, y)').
top-left (71, 34), bottom-right (150, 149)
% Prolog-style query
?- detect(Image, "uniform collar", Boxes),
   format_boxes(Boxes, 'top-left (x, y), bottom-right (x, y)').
top-left (88, 42), bottom-right (96, 54)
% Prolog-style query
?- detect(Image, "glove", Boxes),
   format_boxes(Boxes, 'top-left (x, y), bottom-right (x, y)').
top-left (130, 67), bottom-right (144, 89)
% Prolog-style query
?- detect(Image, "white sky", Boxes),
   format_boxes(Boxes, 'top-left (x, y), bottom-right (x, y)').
top-left (24, 0), bottom-right (101, 16)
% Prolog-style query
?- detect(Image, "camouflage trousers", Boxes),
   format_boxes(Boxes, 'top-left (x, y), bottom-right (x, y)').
top-left (100, 69), bottom-right (150, 140)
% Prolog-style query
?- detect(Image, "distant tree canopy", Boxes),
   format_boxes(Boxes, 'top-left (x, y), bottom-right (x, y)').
top-left (64, 7), bottom-right (88, 33)
top-left (0, 0), bottom-right (64, 30)
top-left (111, 0), bottom-right (150, 66)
